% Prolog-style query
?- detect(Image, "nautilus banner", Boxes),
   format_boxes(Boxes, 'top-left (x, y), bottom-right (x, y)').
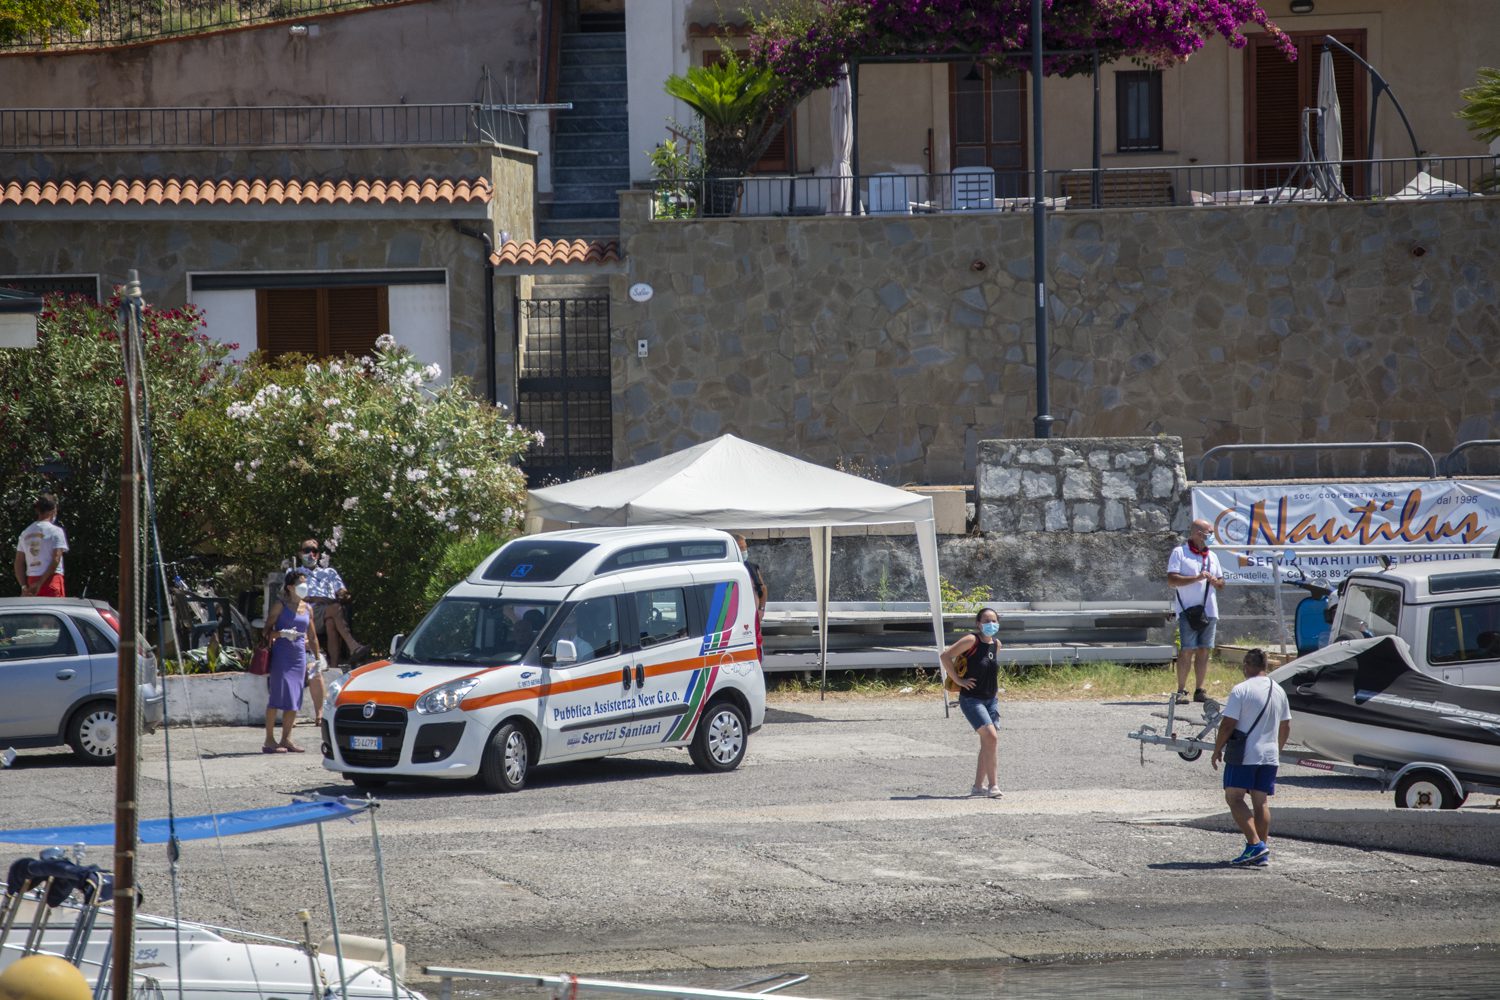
top-left (1192, 481), bottom-right (1500, 585)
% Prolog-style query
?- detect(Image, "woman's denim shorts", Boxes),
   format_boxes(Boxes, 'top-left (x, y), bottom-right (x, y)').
top-left (958, 694), bottom-right (1000, 731)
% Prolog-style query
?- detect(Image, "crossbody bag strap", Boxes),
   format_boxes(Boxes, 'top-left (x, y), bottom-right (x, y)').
top-left (1240, 678), bottom-right (1274, 741)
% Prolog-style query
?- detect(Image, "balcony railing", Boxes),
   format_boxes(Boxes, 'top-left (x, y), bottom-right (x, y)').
top-left (0, 104), bottom-right (528, 149)
top-left (1, 0), bottom-right (404, 51)
top-left (654, 155), bottom-right (1497, 220)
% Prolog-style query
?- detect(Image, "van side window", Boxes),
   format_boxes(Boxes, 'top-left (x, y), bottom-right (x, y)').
top-left (695, 580), bottom-right (744, 642)
top-left (554, 597), bottom-right (621, 663)
top-left (1428, 601), bottom-right (1500, 664)
top-left (635, 589), bottom-right (689, 647)
top-left (598, 540), bottom-right (729, 574)
top-left (1339, 584), bottom-right (1400, 640)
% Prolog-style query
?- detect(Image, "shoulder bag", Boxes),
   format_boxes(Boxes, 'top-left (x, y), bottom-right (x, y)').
top-left (943, 635), bottom-right (977, 694)
top-left (248, 644), bottom-right (270, 676)
top-left (1176, 548), bottom-right (1212, 631)
top-left (1224, 678), bottom-right (1274, 766)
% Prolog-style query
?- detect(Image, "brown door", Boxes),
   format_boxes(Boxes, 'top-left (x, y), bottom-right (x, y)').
top-left (1245, 29), bottom-right (1368, 195)
top-left (950, 64), bottom-right (1027, 197)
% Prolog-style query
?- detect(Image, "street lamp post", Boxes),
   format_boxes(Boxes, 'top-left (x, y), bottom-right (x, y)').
top-left (1030, 0), bottom-right (1053, 439)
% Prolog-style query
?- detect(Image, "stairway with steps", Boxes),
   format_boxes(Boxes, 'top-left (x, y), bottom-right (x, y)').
top-left (542, 29), bottom-right (629, 242)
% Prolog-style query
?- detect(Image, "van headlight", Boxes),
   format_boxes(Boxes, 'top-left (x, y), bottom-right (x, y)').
top-left (415, 678), bottom-right (480, 715)
top-left (326, 671), bottom-right (355, 706)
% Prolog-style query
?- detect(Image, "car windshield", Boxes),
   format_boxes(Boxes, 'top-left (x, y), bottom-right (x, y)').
top-left (395, 597), bottom-right (558, 666)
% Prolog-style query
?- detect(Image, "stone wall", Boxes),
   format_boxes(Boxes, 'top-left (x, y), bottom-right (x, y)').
top-left (976, 436), bottom-right (1188, 535)
top-left (610, 190), bottom-right (1500, 485)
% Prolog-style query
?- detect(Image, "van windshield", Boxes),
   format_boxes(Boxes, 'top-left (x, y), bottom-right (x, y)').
top-left (396, 597), bottom-right (558, 666)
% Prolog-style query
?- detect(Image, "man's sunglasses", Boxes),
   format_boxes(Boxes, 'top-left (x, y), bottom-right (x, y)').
top-left (301, 546), bottom-right (320, 554)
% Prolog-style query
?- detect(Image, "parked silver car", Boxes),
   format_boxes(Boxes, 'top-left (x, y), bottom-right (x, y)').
top-left (0, 597), bottom-right (164, 764)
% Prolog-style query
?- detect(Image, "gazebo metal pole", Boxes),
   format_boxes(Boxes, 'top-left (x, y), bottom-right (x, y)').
top-left (1030, 0), bottom-right (1053, 438)
top-left (1322, 34), bottom-right (1421, 196)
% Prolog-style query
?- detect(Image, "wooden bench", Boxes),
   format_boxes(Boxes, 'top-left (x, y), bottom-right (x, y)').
top-left (1058, 171), bottom-right (1176, 208)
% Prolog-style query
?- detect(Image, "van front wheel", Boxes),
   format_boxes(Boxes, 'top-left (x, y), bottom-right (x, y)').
top-left (689, 702), bottom-right (747, 773)
top-left (480, 723), bottom-right (530, 792)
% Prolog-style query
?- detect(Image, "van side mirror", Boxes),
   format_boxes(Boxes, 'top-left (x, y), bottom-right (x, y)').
top-left (551, 639), bottom-right (578, 665)
top-left (390, 633), bottom-right (405, 656)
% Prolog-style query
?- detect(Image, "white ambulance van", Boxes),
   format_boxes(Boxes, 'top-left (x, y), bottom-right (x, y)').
top-left (320, 526), bottom-right (766, 792)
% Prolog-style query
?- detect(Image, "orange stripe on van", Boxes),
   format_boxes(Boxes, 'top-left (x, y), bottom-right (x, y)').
top-left (459, 647), bottom-right (760, 712)
top-left (335, 690), bottom-right (420, 709)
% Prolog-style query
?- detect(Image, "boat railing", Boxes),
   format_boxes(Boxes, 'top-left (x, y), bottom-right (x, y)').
top-left (422, 966), bottom-right (818, 1000)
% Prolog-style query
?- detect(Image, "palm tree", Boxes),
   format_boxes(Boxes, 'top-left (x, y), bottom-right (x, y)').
top-left (664, 49), bottom-right (783, 179)
top-left (1458, 67), bottom-right (1500, 145)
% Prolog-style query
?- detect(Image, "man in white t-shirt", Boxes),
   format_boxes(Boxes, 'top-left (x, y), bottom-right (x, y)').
top-left (14, 494), bottom-right (69, 598)
top-left (1166, 518), bottom-right (1224, 704)
top-left (1210, 648), bottom-right (1292, 867)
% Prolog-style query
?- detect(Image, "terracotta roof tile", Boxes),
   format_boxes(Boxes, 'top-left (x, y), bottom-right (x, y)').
top-left (492, 238), bottom-right (622, 268)
top-left (0, 176), bottom-right (493, 208)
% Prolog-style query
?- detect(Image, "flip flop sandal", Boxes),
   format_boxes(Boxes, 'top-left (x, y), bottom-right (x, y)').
top-left (280, 742), bottom-right (307, 753)
top-left (262, 744), bottom-right (288, 754)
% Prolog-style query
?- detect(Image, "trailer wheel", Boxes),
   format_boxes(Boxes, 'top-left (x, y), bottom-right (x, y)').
top-left (1393, 769), bottom-right (1463, 810)
top-left (1178, 748), bottom-right (1203, 762)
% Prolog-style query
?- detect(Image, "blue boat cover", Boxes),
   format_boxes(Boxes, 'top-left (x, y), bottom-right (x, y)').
top-left (0, 799), bottom-right (369, 846)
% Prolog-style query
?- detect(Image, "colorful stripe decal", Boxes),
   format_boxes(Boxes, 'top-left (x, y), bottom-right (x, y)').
top-left (457, 647), bottom-right (755, 712)
top-left (665, 665), bottom-right (719, 742)
top-left (700, 581), bottom-right (740, 654)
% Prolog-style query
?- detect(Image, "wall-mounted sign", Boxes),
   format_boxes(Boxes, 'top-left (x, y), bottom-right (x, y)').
top-left (628, 282), bottom-right (654, 303)
top-left (1193, 481), bottom-right (1500, 585)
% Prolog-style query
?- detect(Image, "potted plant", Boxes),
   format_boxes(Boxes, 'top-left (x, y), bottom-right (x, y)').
top-left (664, 48), bottom-right (784, 216)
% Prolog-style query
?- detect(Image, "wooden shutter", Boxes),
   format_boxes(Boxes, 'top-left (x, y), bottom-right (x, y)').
top-left (257, 288), bottom-right (320, 357)
top-left (257, 285), bottom-right (388, 359)
top-left (325, 286), bottom-right (387, 358)
top-left (1245, 29), bottom-right (1367, 193)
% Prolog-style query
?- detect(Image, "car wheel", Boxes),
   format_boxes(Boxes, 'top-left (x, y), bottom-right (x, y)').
top-left (1394, 769), bottom-right (1463, 809)
top-left (480, 722), bottom-right (530, 792)
top-left (349, 774), bottom-right (388, 791)
top-left (690, 701), bottom-right (747, 773)
top-left (67, 700), bottom-right (119, 765)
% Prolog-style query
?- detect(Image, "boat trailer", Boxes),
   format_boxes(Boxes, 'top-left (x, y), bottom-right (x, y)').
top-left (1294, 756), bottom-right (1500, 810)
top-left (1128, 696), bottom-right (1225, 764)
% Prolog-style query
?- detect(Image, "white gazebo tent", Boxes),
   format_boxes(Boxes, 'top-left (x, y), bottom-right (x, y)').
top-left (527, 435), bottom-right (947, 703)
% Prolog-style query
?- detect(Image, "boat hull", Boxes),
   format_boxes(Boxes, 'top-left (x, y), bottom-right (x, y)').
top-left (1272, 635), bottom-right (1500, 783)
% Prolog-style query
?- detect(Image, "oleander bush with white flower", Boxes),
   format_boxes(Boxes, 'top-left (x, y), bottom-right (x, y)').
top-left (3, 296), bottom-right (537, 636)
top-left (216, 335), bottom-right (536, 635)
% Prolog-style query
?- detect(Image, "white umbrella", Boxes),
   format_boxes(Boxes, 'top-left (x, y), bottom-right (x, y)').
top-left (1316, 46), bottom-right (1345, 199)
top-left (829, 64), bottom-right (853, 214)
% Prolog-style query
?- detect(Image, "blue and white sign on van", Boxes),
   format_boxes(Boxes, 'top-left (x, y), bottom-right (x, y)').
top-left (1193, 480), bottom-right (1500, 585)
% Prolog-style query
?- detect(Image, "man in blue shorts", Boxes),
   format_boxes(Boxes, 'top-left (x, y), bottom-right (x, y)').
top-left (1211, 648), bottom-right (1292, 867)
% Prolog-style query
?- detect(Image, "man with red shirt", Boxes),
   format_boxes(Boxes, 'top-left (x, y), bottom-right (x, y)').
top-left (1167, 518), bottom-right (1224, 705)
top-left (14, 494), bottom-right (69, 597)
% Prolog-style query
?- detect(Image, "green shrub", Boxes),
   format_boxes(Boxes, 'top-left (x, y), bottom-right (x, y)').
top-left (421, 531), bottom-right (514, 611)
top-left (0, 294), bottom-right (233, 599)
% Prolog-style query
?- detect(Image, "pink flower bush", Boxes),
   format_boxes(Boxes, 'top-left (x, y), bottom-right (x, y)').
top-left (749, 0), bottom-right (1293, 107)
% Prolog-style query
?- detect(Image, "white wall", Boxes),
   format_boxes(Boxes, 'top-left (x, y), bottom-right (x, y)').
top-left (389, 283), bottom-right (451, 386)
top-left (626, 0), bottom-right (691, 184)
top-left (192, 289), bottom-right (257, 363)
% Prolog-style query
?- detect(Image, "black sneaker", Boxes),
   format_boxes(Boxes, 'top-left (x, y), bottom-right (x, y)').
top-left (1193, 688), bottom-right (1207, 703)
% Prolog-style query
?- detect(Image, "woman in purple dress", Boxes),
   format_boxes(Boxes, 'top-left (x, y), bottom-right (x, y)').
top-left (262, 568), bottom-right (321, 753)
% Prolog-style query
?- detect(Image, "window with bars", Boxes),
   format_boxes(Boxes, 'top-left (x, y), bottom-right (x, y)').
top-left (255, 286), bottom-right (388, 359)
top-left (1115, 71), bottom-right (1163, 152)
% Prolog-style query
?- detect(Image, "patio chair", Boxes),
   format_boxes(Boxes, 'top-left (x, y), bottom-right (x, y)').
top-left (865, 173), bottom-right (911, 215)
top-left (953, 166), bottom-right (996, 210)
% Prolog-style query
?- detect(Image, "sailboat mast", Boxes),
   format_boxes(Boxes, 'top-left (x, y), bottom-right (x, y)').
top-left (113, 271), bottom-right (143, 1000)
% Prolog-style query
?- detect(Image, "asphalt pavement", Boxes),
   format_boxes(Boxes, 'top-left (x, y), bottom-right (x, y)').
top-left (4, 694), bottom-right (1498, 987)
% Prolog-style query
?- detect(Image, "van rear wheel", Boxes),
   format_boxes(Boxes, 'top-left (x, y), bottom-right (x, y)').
top-left (689, 701), bottom-right (747, 773)
top-left (480, 722), bottom-right (530, 792)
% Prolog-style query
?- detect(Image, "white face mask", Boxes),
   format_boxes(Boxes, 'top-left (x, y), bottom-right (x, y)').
top-left (293, 582), bottom-right (310, 599)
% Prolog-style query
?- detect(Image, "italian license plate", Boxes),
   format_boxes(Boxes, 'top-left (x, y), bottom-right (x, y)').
top-left (350, 735), bottom-right (382, 751)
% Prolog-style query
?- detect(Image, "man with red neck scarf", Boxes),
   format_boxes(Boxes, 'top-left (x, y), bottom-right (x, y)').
top-left (1167, 519), bottom-right (1225, 705)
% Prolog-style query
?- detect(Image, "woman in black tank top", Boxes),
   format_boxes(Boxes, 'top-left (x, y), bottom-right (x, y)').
top-left (940, 607), bottom-right (1004, 798)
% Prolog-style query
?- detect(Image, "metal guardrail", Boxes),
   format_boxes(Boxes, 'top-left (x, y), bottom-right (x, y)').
top-left (1439, 440), bottom-right (1500, 477)
top-left (0, 0), bottom-right (405, 51)
top-left (0, 104), bottom-right (528, 148)
top-left (656, 154), bottom-right (1496, 219)
top-left (1194, 441), bottom-right (1439, 482)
